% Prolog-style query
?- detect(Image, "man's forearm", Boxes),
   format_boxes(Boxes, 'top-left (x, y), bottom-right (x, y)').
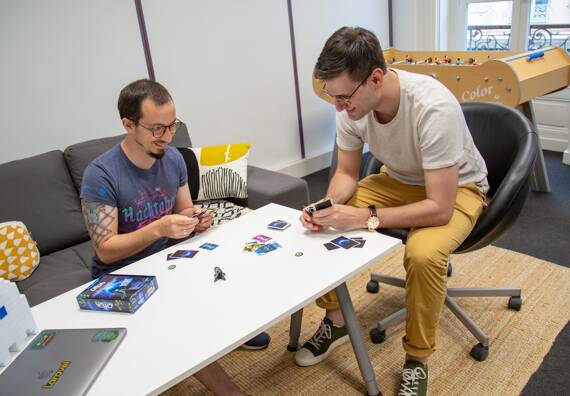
top-left (326, 172), bottom-right (359, 204)
top-left (377, 199), bottom-right (452, 229)
top-left (96, 221), bottom-right (163, 265)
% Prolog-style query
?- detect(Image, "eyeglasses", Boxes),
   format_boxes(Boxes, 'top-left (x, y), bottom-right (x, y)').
top-left (323, 74), bottom-right (370, 105)
top-left (134, 118), bottom-right (184, 138)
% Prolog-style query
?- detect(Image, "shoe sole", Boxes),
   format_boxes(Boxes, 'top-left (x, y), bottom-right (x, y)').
top-left (240, 343), bottom-right (269, 351)
top-left (295, 334), bottom-right (349, 367)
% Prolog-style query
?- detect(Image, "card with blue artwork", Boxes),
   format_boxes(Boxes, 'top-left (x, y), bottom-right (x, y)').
top-left (200, 242), bottom-right (219, 251)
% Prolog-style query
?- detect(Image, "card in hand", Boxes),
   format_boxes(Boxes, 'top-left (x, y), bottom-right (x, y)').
top-left (267, 220), bottom-right (291, 230)
top-left (330, 236), bottom-right (359, 249)
top-left (304, 199), bottom-right (333, 215)
top-left (170, 249), bottom-right (199, 259)
top-left (192, 209), bottom-right (208, 219)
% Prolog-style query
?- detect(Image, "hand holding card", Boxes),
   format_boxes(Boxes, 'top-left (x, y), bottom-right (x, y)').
top-left (304, 198), bottom-right (333, 216)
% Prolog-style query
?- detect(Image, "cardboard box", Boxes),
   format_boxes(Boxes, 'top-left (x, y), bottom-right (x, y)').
top-left (77, 274), bottom-right (158, 313)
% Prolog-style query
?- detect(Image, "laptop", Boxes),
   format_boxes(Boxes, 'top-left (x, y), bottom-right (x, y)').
top-left (0, 327), bottom-right (126, 396)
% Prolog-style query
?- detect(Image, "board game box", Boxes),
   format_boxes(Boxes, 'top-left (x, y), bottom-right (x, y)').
top-left (76, 274), bottom-right (158, 313)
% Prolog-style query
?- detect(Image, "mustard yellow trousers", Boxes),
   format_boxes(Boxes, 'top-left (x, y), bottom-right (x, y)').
top-left (317, 167), bottom-right (486, 358)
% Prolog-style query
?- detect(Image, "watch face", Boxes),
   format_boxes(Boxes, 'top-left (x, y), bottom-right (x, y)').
top-left (368, 216), bottom-right (380, 231)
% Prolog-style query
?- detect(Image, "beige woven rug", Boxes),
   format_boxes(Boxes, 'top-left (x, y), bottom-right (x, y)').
top-left (162, 246), bottom-right (570, 396)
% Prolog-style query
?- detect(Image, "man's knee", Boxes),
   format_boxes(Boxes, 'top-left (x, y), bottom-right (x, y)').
top-left (404, 239), bottom-right (448, 279)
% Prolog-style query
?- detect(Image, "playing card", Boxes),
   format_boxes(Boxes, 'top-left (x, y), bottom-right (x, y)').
top-left (252, 234), bottom-right (272, 243)
top-left (354, 239), bottom-right (367, 248)
top-left (199, 242), bottom-right (219, 250)
top-left (243, 241), bottom-right (264, 252)
top-left (254, 241), bottom-right (282, 255)
top-left (267, 220), bottom-right (291, 230)
top-left (330, 236), bottom-right (359, 249)
top-left (170, 249), bottom-right (199, 259)
top-left (324, 242), bottom-right (340, 251)
top-left (167, 253), bottom-right (181, 261)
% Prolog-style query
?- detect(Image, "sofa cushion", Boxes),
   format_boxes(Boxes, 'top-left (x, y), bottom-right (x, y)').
top-left (17, 241), bottom-right (94, 306)
top-left (0, 150), bottom-right (89, 256)
top-left (64, 124), bottom-right (193, 192)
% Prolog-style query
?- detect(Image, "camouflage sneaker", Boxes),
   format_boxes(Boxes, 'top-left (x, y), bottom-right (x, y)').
top-left (294, 317), bottom-right (349, 366)
top-left (397, 360), bottom-right (428, 396)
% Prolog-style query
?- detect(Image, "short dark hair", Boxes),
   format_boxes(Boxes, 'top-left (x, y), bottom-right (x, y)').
top-left (314, 26), bottom-right (387, 82)
top-left (117, 79), bottom-right (172, 123)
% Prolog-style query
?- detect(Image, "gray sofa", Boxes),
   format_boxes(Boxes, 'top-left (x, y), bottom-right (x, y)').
top-left (0, 127), bottom-right (309, 307)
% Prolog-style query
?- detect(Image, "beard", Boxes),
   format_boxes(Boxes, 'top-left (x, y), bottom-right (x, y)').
top-left (134, 133), bottom-right (166, 159)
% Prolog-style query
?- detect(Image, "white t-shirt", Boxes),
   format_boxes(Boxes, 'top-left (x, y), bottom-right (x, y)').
top-left (336, 69), bottom-right (489, 193)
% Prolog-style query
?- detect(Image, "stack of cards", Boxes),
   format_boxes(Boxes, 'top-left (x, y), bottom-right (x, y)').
top-left (167, 249), bottom-right (199, 261)
top-left (323, 236), bottom-right (366, 251)
top-left (267, 220), bottom-right (291, 230)
top-left (243, 234), bottom-right (282, 256)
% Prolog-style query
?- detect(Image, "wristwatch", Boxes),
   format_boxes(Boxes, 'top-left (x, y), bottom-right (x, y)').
top-left (367, 205), bottom-right (380, 231)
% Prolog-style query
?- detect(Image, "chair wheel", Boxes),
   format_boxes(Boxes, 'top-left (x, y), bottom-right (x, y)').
top-left (369, 328), bottom-right (386, 344)
top-left (470, 343), bottom-right (489, 361)
top-left (447, 262), bottom-right (453, 277)
top-left (508, 296), bottom-right (522, 311)
top-left (366, 280), bottom-right (379, 294)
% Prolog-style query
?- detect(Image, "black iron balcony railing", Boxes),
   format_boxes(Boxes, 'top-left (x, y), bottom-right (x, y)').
top-left (467, 24), bottom-right (570, 52)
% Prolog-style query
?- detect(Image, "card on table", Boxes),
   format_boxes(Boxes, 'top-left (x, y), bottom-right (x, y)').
top-left (324, 242), bottom-right (340, 251)
top-left (170, 249), bottom-right (199, 259)
top-left (267, 220), bottom-right (291, 230)
top-left (330, 236), bottom-right (359, 250)
top-left (354, 239), bottom-right (366, 248)
top-left (200, 242), bottom-right (219, 250)
top-left (252, 234), bottom-right (272, 243)
top-left (243, 241), bottom-right (265, 252)
top-left (254, 241), bottom-right (282, 255)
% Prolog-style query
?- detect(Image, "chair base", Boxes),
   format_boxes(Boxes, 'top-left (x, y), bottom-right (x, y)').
top-left (367, 273), bottom-right (522, 361)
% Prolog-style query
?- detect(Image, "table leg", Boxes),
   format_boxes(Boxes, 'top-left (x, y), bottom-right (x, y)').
top-left (335, 282), bottom-right (382, 396)
top-left (287, 309), bottom-right (303, 351)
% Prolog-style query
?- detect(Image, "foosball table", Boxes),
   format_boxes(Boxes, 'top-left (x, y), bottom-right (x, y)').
top-left (314, 47), bottom-right (570, 192)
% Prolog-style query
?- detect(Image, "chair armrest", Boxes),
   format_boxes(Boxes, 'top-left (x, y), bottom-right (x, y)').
top-left (247, 165), bottom-right (310, 210)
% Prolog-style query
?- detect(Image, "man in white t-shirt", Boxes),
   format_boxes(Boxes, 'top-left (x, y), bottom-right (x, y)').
top-left (295, 27), bottom-right (489, 396)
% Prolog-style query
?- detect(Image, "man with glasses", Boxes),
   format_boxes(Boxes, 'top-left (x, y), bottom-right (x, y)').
top-left (296, 27), bottom-right (488, 396)
top-left (80, 79), bottom-right (267, 395)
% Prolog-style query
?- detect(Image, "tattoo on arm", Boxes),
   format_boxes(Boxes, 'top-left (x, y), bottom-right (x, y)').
top-left (81, 201), bottom-right (115, 248)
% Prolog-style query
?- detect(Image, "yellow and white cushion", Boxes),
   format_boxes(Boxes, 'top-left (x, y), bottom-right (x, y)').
top-left (0, 221), bottom-right (40, 281)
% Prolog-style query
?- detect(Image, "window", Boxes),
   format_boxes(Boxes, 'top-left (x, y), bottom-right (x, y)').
top-left (466, 1), bottom-right (514, 50)
top-left (465, 0), bottom-right (570, 52)
top-left (528, 0), bottom-right (570, 52)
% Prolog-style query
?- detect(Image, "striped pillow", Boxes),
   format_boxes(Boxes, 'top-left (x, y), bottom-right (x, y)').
top-left (178, 143), bottom-right (250, 201)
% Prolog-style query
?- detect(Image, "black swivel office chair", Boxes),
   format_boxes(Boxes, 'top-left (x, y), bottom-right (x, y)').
top-left (329, 101), bottom-right (539, 361)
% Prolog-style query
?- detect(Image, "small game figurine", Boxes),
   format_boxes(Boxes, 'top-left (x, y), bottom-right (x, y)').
top-left (214, 267), bottom-right (226, 282)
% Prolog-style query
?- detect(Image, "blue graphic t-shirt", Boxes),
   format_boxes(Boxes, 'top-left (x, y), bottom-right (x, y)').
top-left (80, 144), bottom-right (187, 278)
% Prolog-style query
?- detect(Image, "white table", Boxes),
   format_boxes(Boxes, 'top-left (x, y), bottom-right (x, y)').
top-left (31, 203), bottom-right (401, 395)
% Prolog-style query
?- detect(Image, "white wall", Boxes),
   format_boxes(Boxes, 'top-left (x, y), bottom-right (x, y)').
top-left (1, 0), bottom-right (389, 174)
top-left (142, 0), bottom-right (300, 170)
top-left (290, 0), bottom-right (390, 174)
top-left (393, 0), bottom-right (416, 50)
top-left (0, 0), bottom-right (147, 163)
